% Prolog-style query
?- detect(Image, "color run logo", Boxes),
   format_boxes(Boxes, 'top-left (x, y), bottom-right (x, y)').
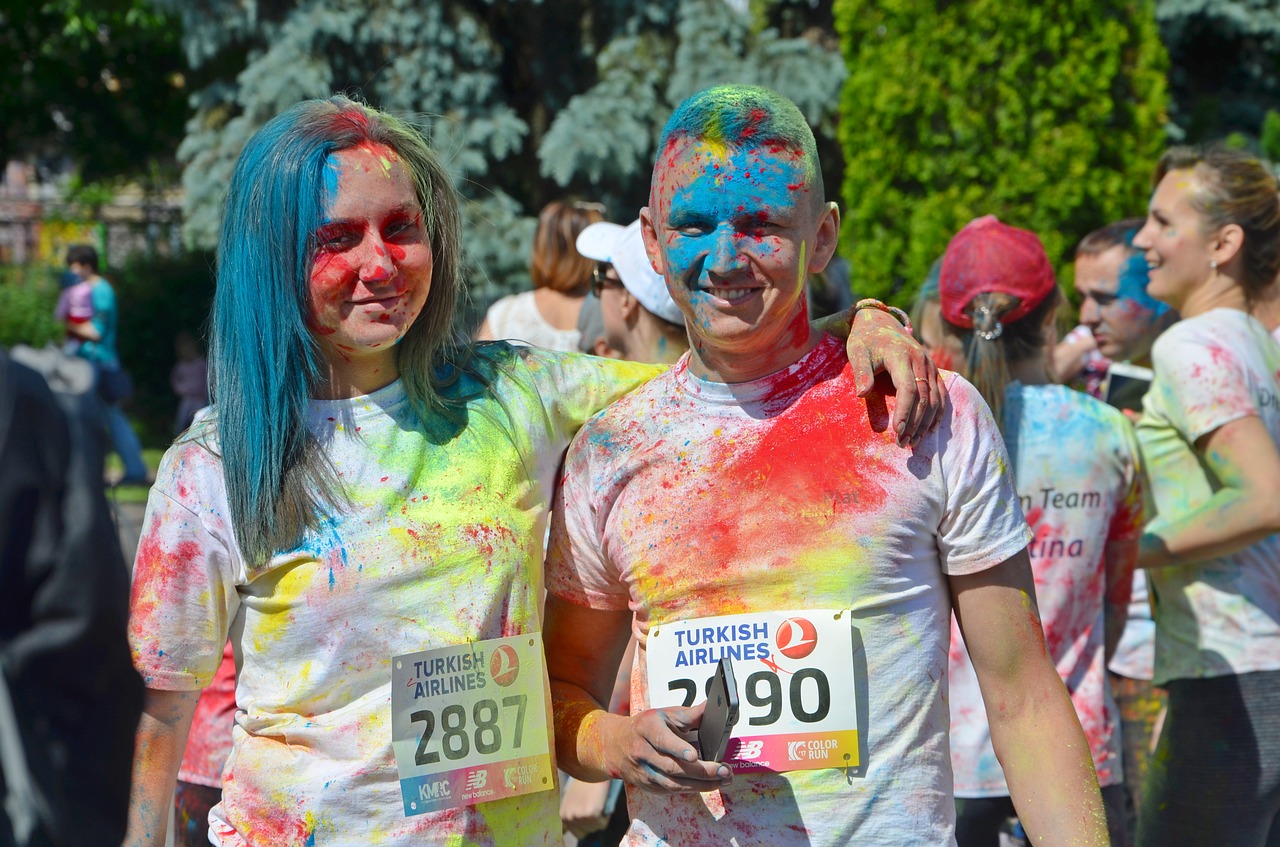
top-left (490, 645), bottom-right (520, 687)
top-left (775, 617), bottom-right (818, 660)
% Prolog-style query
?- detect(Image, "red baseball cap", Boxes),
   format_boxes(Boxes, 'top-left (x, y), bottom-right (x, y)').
top-left (939, 215), bottom-right (1056, 329)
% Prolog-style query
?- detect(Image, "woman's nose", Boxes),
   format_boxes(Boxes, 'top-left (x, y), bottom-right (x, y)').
top-left (358, 241), bottom-right (396, 284)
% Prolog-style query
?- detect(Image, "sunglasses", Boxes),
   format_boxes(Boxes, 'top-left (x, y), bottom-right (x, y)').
top-left (591, 263), bottom-right (624, 297)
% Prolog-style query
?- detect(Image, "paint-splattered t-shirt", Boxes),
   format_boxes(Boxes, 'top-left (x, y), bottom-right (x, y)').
top-left (128, 344), bottom-right (659, 847)
top-left (1137, 308), bottom-right (1280, 684)
top-left (949, 383), bottom-right (1142, 796)
top-left (546, 335), bottom-right (1031, 846)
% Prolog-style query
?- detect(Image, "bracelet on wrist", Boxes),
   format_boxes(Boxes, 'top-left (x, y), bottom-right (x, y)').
top-left (854, 298), bottom-right (913, 336)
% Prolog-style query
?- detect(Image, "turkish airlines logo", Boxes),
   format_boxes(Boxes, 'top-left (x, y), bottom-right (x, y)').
top-left (490, 645), bottom-right (520, 686)
top-left (775, 617), bottom-right (818, 660)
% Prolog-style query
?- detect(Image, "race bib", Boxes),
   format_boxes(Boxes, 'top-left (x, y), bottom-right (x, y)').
top-left (646, 610), bottom-right (858, 773)
top-left (391, 634), bottom-right (554, 815)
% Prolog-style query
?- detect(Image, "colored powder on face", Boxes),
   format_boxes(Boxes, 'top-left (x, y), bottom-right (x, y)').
top-left (1116, 248), bottom-right (1169, 316)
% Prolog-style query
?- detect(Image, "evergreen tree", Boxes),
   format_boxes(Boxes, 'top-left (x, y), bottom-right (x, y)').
top-left (538, 0), bottom-right (846, 218)
top-left (1158, 0), bottom-right (1280, 145)
top-left (835, 0), bottom-right (1169, 303)
top-left (157, 0), bottom-right (845, 323)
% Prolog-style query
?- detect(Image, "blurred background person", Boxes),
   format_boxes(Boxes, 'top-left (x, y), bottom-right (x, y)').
top-left (910, 256), bottom-right (963, 370)
top-left (1130, 146), bottom-right (1280, 847)
top-left (1069, 218), bottom-right (1179, 839)
top-left (477, 199), bottom-right (604, 351)
top-left (60, 244), bottom-right (149, 485)
top-left (557, 218), bottom-right (688, 846)
top-left (575, 219), bottom-right (687, 365)
top-left (940, 216), bottom-right (1142, 847)
top-left (0, 346), bottom-right (143, 847)
top-left (1074, 219), bottom-right (1177, 371)
top-left (170, 330), bottom-right (209, 435)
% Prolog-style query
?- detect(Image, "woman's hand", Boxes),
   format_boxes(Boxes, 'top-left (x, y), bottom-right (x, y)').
top-left (601, 703), bottom-right (732, 795)
top-left (843, 306), bottom-right (944, 445)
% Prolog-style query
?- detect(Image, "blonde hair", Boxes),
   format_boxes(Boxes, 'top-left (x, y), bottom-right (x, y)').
top-left (945, 287), bottom-right (1062, 427)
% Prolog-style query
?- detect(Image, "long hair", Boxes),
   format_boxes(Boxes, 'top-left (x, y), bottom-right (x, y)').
top-left (208, 95), bottom-right (463, 564)
top-left (944, 288), bottom-right (1062, 428)
top-left (530, 200), bottom-right (603, 293)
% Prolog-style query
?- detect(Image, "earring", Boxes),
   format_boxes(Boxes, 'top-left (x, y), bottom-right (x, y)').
top-left (1209, 259), bottom-right (1218, 270)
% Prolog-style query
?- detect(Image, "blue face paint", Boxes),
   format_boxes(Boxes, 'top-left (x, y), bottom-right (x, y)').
top-left (649, 139), bottom-right (820, 378)
top-left (660, 144), bottom-right (811, 299)
top-left (1116, 245), bottom-right (1169, 316)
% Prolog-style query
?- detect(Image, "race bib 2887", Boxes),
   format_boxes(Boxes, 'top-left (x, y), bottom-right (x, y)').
top-left (391, 633), bottom-right (554, 815)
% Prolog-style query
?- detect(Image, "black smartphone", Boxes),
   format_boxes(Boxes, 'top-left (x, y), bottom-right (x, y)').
top-left (698, 657), bottom-right (740, 762)
top-left (1103, 362), bottom-right (1154, 413)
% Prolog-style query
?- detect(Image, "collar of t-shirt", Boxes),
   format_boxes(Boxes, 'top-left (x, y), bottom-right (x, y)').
top-left (673, 334), bottom-right (843, 408)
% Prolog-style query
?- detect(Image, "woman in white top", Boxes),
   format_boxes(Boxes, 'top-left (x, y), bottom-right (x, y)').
top-left (476, 199), bottom-right (603, 351)
top-left (1130, 146), bottom-right (1280, 847)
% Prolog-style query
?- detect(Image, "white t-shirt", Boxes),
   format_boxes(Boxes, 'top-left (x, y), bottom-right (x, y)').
top-left (128, 345), bottom-right (659, 847)
top-left (949, 383), bottom-right (1142, 796)
top-left (482, 290), bottom-right (581, 352)
top-left (1137, 308), bottom-right (1280, 684)
top-left (546, 336), bottom-right (1032, 846)
top-left (1108, 569), bottom-right (1155, 681)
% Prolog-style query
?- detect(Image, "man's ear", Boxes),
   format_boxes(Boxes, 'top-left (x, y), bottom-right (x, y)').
top-left (640, 206), bottom-right (666, 276)
top-left (619, 290), bottom-right (641, 323)
top-left (807, 201), bottom-right (841, 275)
top-left (591, 335), bottom-right (620, 359)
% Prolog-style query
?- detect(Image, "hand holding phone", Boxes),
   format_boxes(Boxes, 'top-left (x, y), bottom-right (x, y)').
top-left (697, 658), bottom-right (740, 762)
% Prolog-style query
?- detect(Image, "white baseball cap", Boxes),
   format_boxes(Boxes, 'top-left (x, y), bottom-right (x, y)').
top-left (576, 220), bottom-right (685, 325)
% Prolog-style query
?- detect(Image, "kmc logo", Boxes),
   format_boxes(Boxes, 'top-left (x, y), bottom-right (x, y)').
top-left (775, 617), bottom-right (818, 660)
top-left (490, 645), bottom-right (520, 686)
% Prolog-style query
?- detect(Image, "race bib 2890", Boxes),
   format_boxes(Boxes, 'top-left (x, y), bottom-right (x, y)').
top-left (646, 610), bottom-right (858, 773)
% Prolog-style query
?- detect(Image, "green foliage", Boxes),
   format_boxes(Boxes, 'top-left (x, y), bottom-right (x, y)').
top-left (160, 0), bottom-right (590, 303)
top-left (112, 250), bottom-right (216, 445)
top-left (836, 0), bottom-right (1169, 304)
top-left (539, 0), bottom-right (845, 219)
top-left (159, 0), bottom-right (845, 324)
top-left (0, 0), bottom-right (188, 182)
top-left (1157, 0), bottom-right (1280, 144)
top-left (0, 268), bottom-right (62, 349)
top-left (1261, 109), bottom-right (1280, 163)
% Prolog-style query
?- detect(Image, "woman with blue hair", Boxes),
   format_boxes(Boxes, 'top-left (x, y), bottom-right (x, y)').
top-left (123, 95), bottom-right (936, 847)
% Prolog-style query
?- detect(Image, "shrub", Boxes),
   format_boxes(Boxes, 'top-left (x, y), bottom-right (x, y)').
top-left (112, 250), bottom-right (217, 446)
top-left (0, 266), bottom-right (62, 349)
top-left (835, 0), bottom-right (1169, 304)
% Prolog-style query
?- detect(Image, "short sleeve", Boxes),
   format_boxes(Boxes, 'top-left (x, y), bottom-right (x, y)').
top-left (128, 446), bottom-right (240, 691)
top-left (545, 427), bottom-right (631, 611)
top-left (1150, 323), bottom-right (1256, 442)
top-left (936, 375), bottom-right (1034, 574)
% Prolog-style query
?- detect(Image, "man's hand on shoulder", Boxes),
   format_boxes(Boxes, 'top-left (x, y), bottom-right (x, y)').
top-left (828, 303), bottom-right (944, 446)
